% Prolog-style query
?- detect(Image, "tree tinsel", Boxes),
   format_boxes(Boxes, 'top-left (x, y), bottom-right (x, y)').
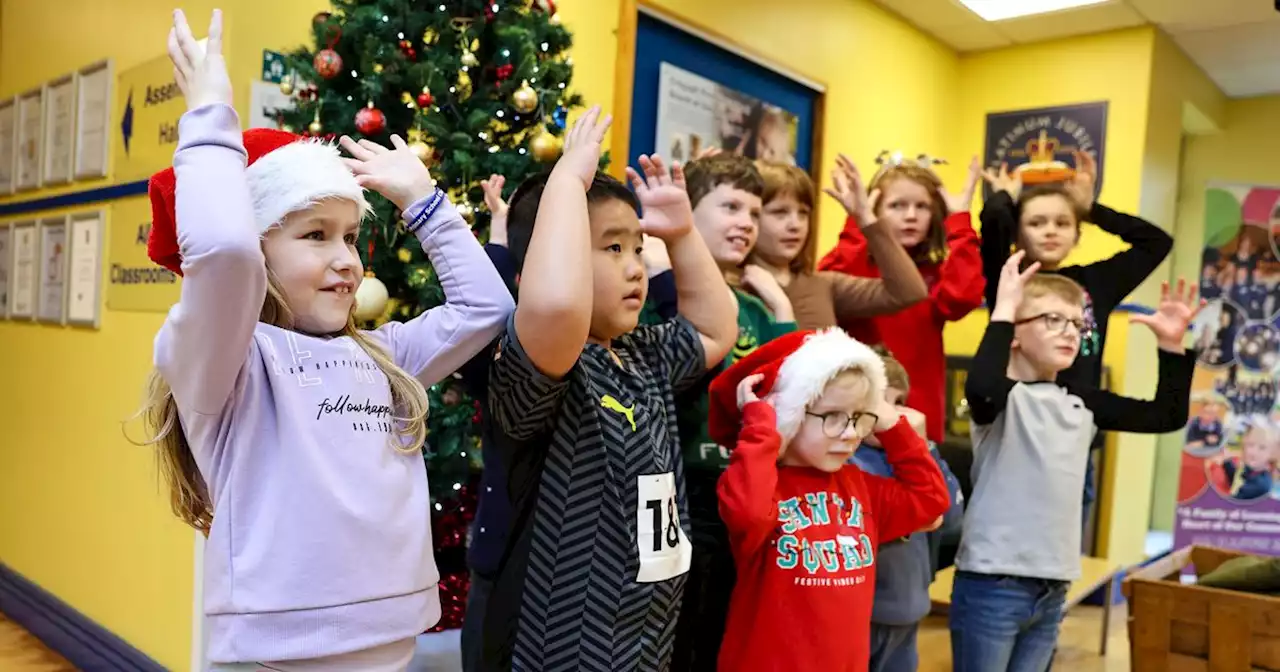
top-left (274, 0), bottom-right (585, 631)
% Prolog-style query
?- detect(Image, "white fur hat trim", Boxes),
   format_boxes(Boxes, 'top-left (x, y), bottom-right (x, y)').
top-left (771, 328), bottom-right (888, 443)
top-left (244, 139), bottom-right (371, 233)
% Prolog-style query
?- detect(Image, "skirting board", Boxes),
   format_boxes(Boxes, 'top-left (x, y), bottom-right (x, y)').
top-left (0, 561), bottom-right (166, 671)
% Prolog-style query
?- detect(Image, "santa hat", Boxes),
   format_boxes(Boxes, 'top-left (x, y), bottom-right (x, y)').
top-left (707, 328), bottom-right (887, 449)
top-left (147, 128), bottom-right (371, 275)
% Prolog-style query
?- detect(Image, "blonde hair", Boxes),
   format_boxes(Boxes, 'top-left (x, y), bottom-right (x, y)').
top-left (868, 164), bottom-right (950, 265)
top-left (870, 344), bottom-right (910, 395)
top-left (1018, 273), bottom-right (1086, 317)
top-left (131, 272), bottom-right (430, 533)
top-left (755, 161), bottom-right (818, 273)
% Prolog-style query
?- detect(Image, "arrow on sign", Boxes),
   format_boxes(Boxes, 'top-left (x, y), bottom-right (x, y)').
top-left (121, 88), bottom-right (135, 155)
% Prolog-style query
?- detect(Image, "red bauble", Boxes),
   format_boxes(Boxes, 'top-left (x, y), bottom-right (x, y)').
top-left (534, 0), bottom-right (557, 14)
top-left (354, 105), bottom-right (386, 135)
top-left (496, 64), bottom-right (514, 81)
top-left (417, 91), bottom-right (434, 108)
top-left (313, 49), bottom-right (343, 79)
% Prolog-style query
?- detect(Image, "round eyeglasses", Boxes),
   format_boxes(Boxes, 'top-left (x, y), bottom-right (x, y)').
top-left (805, 410), bottom-right (879, 438)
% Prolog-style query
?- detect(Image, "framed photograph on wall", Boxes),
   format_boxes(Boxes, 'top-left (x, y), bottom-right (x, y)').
top-left (10, 221), bottom-right (38, 319)
top-left (14, 88), bottom-right (43, 191)
top-left (42, 74), bottom-right (77, 186)
top-left (66, 210), bottom-right (104, 328)
top-left (37, 216), bottom-right (68, 324)
top-left (75, 60), bottom-right (112, 180)
top-left (0, 223), bottom-right (11, 318)
top-left (0, 98), bottom-right (16, 195)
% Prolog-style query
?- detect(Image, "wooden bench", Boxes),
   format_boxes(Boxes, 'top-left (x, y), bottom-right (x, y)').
top-left (928, 556), bottom-right (1126, 655)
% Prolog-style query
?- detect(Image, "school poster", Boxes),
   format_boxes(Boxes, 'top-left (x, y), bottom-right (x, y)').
top-left (982, 101), bottom-right (1107, 203)
top-left (1176, 183), bottom-right (1280, 555)
top-left (653, 62), bottom-right (799, 167)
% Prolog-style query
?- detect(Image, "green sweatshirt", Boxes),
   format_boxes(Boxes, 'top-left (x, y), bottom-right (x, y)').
top-left (641, 288), bottom-right (796, 472)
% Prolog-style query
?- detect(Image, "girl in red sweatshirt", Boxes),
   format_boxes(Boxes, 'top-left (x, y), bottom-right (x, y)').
top-left (706, 328), bottom-right (950, 671)
top-left (818, 154), bottom-right (986, 443)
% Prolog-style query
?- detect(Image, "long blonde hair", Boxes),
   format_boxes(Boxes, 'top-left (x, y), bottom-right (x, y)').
top-left (132, 272), bottom-right (430, 533)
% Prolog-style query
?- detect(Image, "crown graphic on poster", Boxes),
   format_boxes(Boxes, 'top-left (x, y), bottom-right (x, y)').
top-left (1013, 129), bottom-right (1076, 185)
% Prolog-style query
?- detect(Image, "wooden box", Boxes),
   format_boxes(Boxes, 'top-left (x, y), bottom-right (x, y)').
top-left (1123, 545), bottom-right (1280, 671)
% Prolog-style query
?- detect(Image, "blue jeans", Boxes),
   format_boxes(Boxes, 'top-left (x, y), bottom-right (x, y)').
top-left (868, 622), bottom-right (919, 672)
top-left (949, 571), bottom-right (1068, 672)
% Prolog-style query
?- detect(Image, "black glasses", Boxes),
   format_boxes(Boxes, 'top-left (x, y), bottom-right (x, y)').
top-left (806, 411), bottom-right (879, 438)
top-left (1014, 312), bottom-right (1085, 336)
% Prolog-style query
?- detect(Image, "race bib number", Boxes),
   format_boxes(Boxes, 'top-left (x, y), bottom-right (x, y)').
top-left (635, 472), bottom-right (692, 583)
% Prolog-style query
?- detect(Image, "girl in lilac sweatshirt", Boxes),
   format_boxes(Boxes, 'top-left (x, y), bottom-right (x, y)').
top-left (136, 10), bottom-right (513, 670)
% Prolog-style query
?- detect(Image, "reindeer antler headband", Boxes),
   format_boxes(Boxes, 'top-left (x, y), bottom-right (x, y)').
top-left (871, 150), bottom-right (948, 182)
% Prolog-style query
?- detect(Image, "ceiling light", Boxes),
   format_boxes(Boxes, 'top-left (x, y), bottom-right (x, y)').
top-left (956, 0), bottom-right (1110, 22)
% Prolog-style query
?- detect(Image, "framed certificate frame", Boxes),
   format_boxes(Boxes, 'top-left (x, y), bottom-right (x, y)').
top-left (66, 210), bottom-right (104, 328)
top-left (15, 89), bottom-right (43, 191)
top-left (10, 221), bottom-right (37, 319)
top-left (37, 216), bottom-right (68, 324)
top-left (75, 61), bottom-right (112, 180)
top-left (0, 223), bottom-right (11, 318)
top-left (0, 98), bottom-right (15, 195)
top-left (42, 74), bottom-right (76, 186)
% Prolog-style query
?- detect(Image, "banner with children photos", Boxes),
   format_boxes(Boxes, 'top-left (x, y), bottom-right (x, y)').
top-left (1176, 183), bottom-right (1280, 556)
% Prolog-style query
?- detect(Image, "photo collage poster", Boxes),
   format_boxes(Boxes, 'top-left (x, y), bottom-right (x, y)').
top-left (1176, 184), bottom-right (1280, 555)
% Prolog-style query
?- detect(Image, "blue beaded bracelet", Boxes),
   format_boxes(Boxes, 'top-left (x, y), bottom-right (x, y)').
top-left (407, 189), bottom-right (446, 233)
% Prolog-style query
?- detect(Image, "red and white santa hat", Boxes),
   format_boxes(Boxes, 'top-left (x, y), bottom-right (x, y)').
top-left (147, 128), bottom-right (371, 276)
top-left (707, 327), bottom-right (888, 448)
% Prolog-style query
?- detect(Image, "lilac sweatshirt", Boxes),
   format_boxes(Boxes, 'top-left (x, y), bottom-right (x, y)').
top-left (153, 104), bottom-right (514, 664)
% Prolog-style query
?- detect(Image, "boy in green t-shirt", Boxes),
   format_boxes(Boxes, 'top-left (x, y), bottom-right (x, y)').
top-left (642, 154), bottom-right (795, 670)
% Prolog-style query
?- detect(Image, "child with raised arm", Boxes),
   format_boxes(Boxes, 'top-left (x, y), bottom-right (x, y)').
top-left (137, 9), bottom-right (512, 670)
top-left (480, 108), bottom-right (737, 672)
top-left (706, 328), bottom-right (950, 671)
top-left (953, 252), bottom-right (1198, 671)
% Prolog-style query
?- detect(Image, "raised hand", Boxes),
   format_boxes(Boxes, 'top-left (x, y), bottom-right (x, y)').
top-left (693, 146), bottom-right (723, 161)
top-left (1130, 279), bottom-right (1205, 353)
top-left (741, 264), bottom-right (794, 322)
top-left (1063, 150), bottom-right (1098, 212)
top-left (823, 154), bottom-right (878, 227)
top-left (480, 174), bottom-right (509, 245)
top-left (167, 9), bottom-right (232, 111)
top-left (557, 105), bottom-right (611, 190)
top-left (981, 162), bottom-right (1023, 202)
top-left (942, 156), bottom-right (981, 214)
top-left (991, 250), bottom-right (1041, 321)
top-left (339, 134), bottom-right (436, 212)
top-left (625, 154), bottom-right (694, 242)
top-left (872, 396), bottom-right (902, 433)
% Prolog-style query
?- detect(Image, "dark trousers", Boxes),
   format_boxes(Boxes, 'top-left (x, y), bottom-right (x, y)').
top-left (671, 470), bottom-right (736, 671)
top-left (869, 622), bottom-right (920, 672)
top-left (460, 570), bottom-right (494, 672)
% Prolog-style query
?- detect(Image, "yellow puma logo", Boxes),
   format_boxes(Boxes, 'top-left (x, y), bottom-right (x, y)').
top-left (600, 395), bottom-right (637, 432)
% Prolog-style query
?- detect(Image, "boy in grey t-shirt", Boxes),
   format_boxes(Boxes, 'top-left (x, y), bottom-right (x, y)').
top-left (951, 251), bottom-right (1198, 672)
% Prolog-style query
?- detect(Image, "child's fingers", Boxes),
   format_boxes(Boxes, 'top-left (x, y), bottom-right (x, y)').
top-left (649, 155), bottom-right (671, 184)
top-left (205, 9), bottom-right (223, 57)
top-left (167, 27), bottom-right (192, 76)
top-left (624, 166), bottom-right (647, 194)
top-left (671, 162), bottom-right (686, 189)
top-left (339, 136), bottom-right (376, 161)
top-left (388, 134), bottom-right (408, 150)
top-left (173, 10), bottom-right (203, 66)
top-left (171, 66), bottom-right (190, 98)
top-left (339, 157), bottom-right (367, 174)
top-left (357, 138), bottom-right (388, 154)
top-left (1018, 261), bottom-right (1041, 282)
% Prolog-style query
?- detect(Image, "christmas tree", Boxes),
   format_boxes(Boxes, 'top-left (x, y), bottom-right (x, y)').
top-left (275, 0), bottom-right (580, 630)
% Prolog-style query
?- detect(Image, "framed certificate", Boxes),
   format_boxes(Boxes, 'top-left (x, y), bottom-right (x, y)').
top-left (0, 223), bottom-right (10, 318)
top-left (10, 221), bottom-right (37, 319)
top-left (42, 74), bottom-right (77, 186)
top-left (14, 89), bottom-right (43, 191)
top-left (75, 61), bottom-right (112, 180)
top-left (37, 216), bottom-right (68, 324)
top-left (66, 211), bottom-right (104, 328)
top-left (0, 98), bottom-right (15, 195)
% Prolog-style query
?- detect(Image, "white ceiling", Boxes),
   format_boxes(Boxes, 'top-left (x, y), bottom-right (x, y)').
top-left (871, 0), bottom-right (1280, 98)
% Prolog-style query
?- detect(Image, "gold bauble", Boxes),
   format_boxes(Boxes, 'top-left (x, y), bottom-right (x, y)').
top-left (353, 273), bottom-right (389, 322)
top-left (373, 63), bottom-right (384, 74)
top-left (456, 200), bottom-right (476, 225)
top-left (308, 119), bottom-right (323, 134)
top-left (409, 141), bottom-right (433, 165)
top-left (511, 81), bottom-right (538, 113)
top-left (279, 78), bottom-right (294, 95)
top-left (530, 129), bottom-right (562, 162)
top-left (461, 50), bottom-right (479, 68)
top-left (456, 71), bottom-right (473, 100)
top-left (423, 28), bottom-right (439, 45)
